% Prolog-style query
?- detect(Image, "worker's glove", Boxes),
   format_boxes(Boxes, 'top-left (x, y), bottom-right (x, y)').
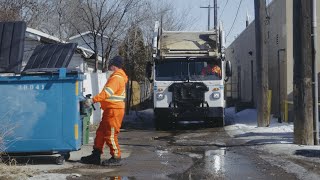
top-left (84, 98), bottom-right (94, 108)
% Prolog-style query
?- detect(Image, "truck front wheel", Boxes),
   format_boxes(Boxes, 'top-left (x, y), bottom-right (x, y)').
top-left (154, 114), bottom-right (170, 130)
top-left (206, 117), bottom-right (225, 128)
top-left (154, 108), bottom-right (174, 130)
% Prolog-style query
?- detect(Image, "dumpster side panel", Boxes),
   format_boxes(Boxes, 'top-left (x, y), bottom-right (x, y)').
top-left (62, 80), bottom-right (82, 150)
top-left (0, 75), bottom-right (83, 154)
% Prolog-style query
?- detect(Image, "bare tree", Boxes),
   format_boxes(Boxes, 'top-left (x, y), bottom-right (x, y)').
top-left (118, 25), bottom-right (147, 112)
top-left (0, 0), bottom-right (49, 28)
top-left (36, 0), bottom-right (82, 40)
top-left (0, 0), bottom-right (195, 72)
top-left (129, 0), bottom-right (196, 60)
top-left (120, 25), bottom-right (147, 82)
top-left (64, 0), bottom-right (141, 72)
top-left (62, 0), bottom-right (193, 72)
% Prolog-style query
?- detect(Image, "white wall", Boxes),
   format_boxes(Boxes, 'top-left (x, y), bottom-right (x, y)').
top-left (83, 72), bottom-right (111, 124)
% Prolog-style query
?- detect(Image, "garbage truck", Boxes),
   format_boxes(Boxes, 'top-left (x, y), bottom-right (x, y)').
top-left (146, 21), bottom-right (232, 130)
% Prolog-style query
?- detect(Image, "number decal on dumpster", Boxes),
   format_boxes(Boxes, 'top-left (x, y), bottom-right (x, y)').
top-left (18, 84), bottom-right (45, 91)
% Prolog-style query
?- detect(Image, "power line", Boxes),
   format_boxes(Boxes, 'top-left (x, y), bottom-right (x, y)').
top-left (226, 0), bottom-right (243, 38)
top-left (219, 0), bottom-right (229, 19)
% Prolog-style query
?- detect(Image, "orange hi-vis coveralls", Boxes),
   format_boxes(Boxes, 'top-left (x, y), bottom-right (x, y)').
top-left (92, 69), bottom-right (128, 158)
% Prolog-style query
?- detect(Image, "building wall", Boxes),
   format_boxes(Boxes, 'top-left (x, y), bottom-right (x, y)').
top-left (69, 34), bottom-right (119, 64)
top-left (70, 35), bottom-right (106, 57)
top-left (286, 0), bottom-right (294, 102)
top-left (226, 21), bottom-right (256, 104)
top-left (226, 0), bottom-right (288, 115)
top-left (226, 0), bottom-right (320, 119)
top-left (266, 0), bottom-right (288, 115)
top-left (317, 1), bottom-right (320, 100)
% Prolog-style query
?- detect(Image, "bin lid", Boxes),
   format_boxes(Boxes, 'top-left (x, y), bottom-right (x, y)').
top-left (0, 21), bottom-right (26, 74)
top-left (23, 43), bottom-right (77, 73)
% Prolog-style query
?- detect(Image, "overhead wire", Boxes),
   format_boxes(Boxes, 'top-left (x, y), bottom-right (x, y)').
top-left (226, 0), bottom-right (243, 38)
top-left (219, 0), bottom-right (229, 19)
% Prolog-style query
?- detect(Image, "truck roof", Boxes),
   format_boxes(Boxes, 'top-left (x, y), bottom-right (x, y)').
top-left (158, 31), bottom-right (219, 58)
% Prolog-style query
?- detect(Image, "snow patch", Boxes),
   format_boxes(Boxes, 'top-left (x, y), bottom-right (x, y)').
top-left (225, 107), bottom-right (320, 178)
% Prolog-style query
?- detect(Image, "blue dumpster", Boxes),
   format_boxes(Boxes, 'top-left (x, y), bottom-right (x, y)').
top-left (0, 21), bottom-right (89, 164)
top-left (0, 70), bottom-right (85, 163)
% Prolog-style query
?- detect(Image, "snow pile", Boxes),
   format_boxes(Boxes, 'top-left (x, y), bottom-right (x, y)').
top-left (225, 108), bottom-right (294, 141)
top-left (225, 108), bottom-right (320, 180)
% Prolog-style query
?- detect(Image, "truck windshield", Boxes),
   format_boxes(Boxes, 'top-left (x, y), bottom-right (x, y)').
top-left (155, 59), bottom-right (222, 81)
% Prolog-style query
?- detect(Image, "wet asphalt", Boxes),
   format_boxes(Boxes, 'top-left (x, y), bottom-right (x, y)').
top-left (48, 115), bottom-right (298, 180)
top-left (2, 112), bottom-right (299, 180)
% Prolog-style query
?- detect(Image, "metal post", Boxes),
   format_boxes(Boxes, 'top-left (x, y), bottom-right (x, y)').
top-left (214, 0), bottom-right (218, 30)
top-left (208, 3), bottom-right (211, 31)
top-left (251, 60), bottom-right (254, 104)
top-left (200, 3), bottom-right (214, 31)
top-left (312, 0), bottom-right (319, 145)
top-left (278, 49), bottom-right (286, 123)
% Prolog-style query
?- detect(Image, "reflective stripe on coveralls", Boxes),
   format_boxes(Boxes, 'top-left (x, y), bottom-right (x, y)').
top-left (104, 87), bottom-right (114, 96)
top-left (110, 127), bottom-right (119, 156)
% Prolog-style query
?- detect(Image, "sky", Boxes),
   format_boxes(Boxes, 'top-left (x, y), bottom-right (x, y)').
top-left (171, 0), bottom-right (257, 46)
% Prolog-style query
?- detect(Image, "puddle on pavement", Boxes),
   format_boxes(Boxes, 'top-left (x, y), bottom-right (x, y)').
top-left (204, 148), bottom-right (227, 174)
top-left (104, 177), bottom-right (132, 180)
top-left (156, 150), bottom-right (169, 157)
top-left (171, 147), bottom-right (280, 179)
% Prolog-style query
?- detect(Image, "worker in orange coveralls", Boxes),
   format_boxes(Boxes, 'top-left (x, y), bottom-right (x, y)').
top-left (201, 61), bottom-right (222, 78)
top-left (81, 56), bottom-right (128, 166)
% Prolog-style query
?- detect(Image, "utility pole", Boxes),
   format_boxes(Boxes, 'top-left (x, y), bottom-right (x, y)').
top-left (293, 0), bottom-right (314, 145)
top-left (254, 0), bottom-right (269, 127)
top-left (311, 0), bottom-right (319, 145)
top-left (200, 2), bottom-right (214, 30)
top-left (213, 0), bottom-right (218, 30)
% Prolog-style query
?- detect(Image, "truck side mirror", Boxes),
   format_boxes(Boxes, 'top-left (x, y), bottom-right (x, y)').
top-left (146, 61), bottom-right (153, 83)
top-left (226, 60), bottom-right (232, 77)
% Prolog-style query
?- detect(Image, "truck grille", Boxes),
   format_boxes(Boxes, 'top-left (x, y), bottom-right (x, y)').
top-left (168, 82), bottom-right (209, 108)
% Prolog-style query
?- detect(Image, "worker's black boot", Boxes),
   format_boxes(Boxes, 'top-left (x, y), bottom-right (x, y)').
top-left (80, 149), bottom-right (101, 165)
top-left (101, 156), bottom-right (121, 166)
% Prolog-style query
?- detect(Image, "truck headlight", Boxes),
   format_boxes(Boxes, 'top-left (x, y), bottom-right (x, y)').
top-left (156, 93), bottom-right (165, 100)
top-left (212, 92), bottom-right (220, 99)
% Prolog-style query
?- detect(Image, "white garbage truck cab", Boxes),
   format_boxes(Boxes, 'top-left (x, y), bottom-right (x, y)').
top-left (146, 22), bottom-right (232, 130)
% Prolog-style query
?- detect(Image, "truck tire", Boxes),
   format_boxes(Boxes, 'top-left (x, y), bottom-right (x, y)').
top-left (155, 115), bottom-right (169, 130)
top-left (216, 117), bottom-right (225, 127)
top-left (206, 117), bottom-right (224, 128)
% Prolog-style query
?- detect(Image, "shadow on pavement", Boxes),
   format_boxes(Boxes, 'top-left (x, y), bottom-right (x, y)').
top-left (295, 149), bottom-right (320, 158)
top-left (234, 132), bottom-right (293, 138)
